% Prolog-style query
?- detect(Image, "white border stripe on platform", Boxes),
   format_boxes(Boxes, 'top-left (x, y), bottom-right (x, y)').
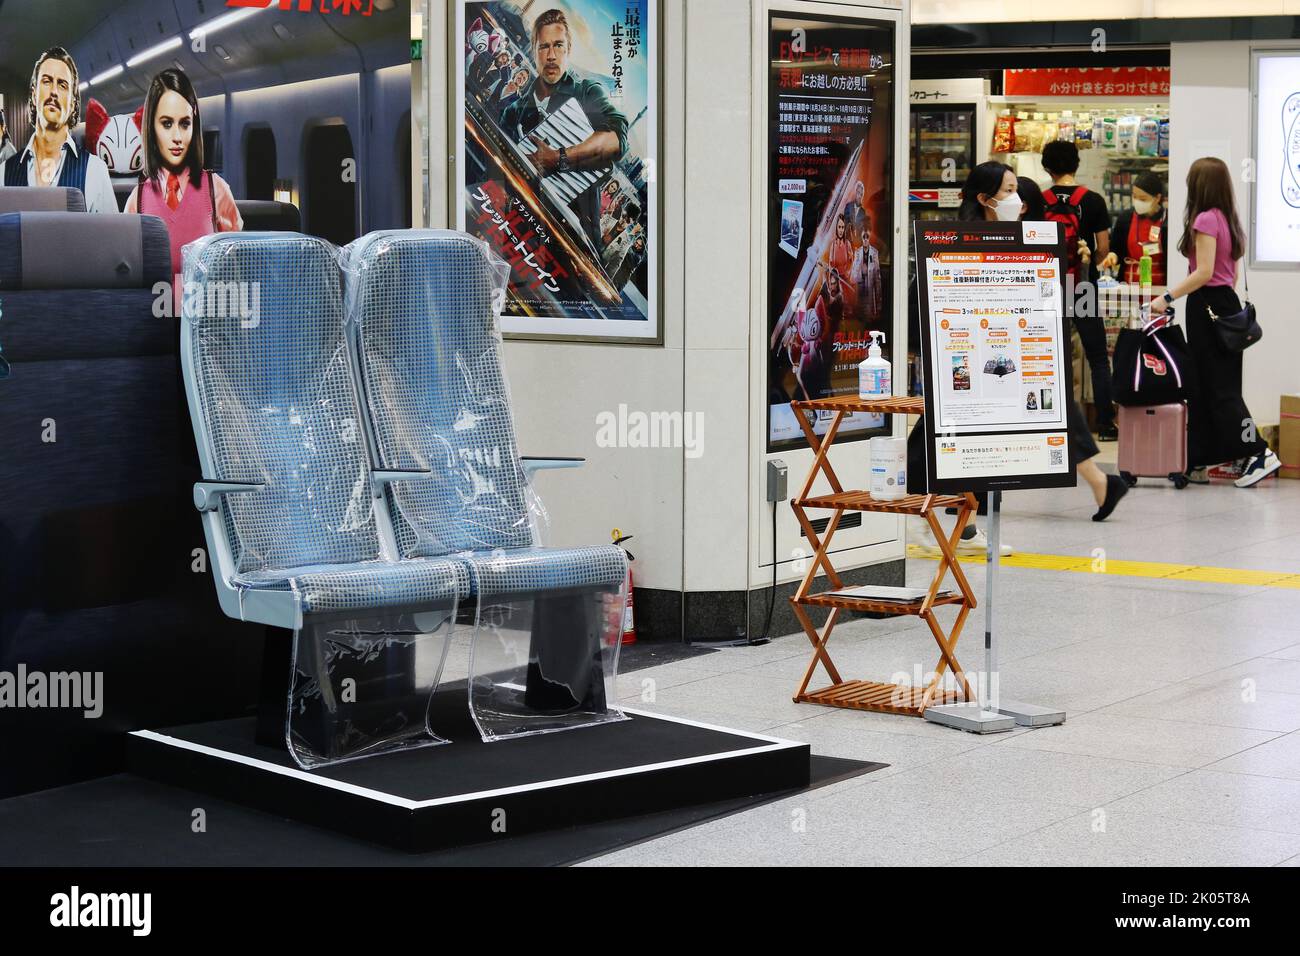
top-left (129, 713), bottom-right (805, 811)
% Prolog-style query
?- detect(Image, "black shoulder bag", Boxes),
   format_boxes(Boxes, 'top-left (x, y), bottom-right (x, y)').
top-left (1209, 268), bottom-right (1262, 352)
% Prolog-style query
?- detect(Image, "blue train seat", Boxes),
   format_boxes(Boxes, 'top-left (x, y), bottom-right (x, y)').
top-left (180, 231), bottom-right (466, 767)
top-left (342, 230), bottom-right (627, 742)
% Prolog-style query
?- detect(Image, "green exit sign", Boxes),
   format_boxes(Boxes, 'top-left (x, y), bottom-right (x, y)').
top-left (411, 38), bottom-right (423, 61)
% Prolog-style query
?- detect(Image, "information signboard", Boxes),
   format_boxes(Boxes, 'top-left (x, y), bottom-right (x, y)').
top-left (914, 220), bottom-right (1077, 494)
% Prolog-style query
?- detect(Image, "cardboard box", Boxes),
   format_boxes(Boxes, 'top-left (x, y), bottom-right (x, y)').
top-left (1281, 395), bottom-right (1300, 479)
top-left (1259, 422), bottom-right (1280, 453)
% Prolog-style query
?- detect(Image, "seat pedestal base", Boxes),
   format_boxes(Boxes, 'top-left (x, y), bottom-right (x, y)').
top-left (126, 690), bottom-right (810, 852)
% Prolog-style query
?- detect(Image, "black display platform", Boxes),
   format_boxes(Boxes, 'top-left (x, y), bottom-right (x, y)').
top-left (127, 690), bottom-right (812, 853)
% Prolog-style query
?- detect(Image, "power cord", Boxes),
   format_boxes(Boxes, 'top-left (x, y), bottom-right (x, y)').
top-left (749, 501), bottom-right (776, 646)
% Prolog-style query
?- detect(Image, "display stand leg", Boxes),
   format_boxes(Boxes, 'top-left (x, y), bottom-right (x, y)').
top-left (925, 491), bottom-right (1065, 732)
top-left (987, 494), bottom-right (1067, 727)
top-left (923, 491), bottom-right (1012, 733)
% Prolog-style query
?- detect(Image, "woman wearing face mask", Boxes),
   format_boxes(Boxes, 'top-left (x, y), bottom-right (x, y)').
top-left (125, 68), bottom-right (242, 297)
top-left (914, 164), bottom-right (1022, 558)
top-left (956, 160), bottom-right (1021, 222)
top-left (1099, 172), bottom-right (1167, 285)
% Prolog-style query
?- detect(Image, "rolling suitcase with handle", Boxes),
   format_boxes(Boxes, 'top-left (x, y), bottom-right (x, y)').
top-left (1118, 402), bottom-right (1189, 489)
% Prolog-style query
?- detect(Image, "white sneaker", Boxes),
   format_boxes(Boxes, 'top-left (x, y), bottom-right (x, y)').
top-left (909, 521), bottom-right (943, 558)
top-left (956, 528), bottom-right (1014, 558)
top-left (1235, 449), bottom-right (1281, 488)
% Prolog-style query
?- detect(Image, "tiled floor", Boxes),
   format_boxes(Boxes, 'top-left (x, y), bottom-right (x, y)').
top-left (585, 475), bottom-right (1300, 866)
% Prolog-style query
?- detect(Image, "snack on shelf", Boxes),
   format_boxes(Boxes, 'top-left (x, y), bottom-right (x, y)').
top-left (1117, 114), bottom-right (1140, 153)
top-left (1013, 113), bottom-right (1032, 152)
top-left (1101, 116), bottom-right (1118, 149)
top-left (992, 112), bottom-right (1015, 153)
top-left (1042, 119), bottom-right (1058, 146)
top-left (1075, 113), bottom-right (1093, 149)
top-left (1057, 113), bottom-right (1075, 143)
top-left (1137, 115), bottom-right (1160, 156)
top-left (1158, 117), bottom-right (1170, 157)
top-left (1024, 119), bottom-right (1046, 153)
top-left (1092, 114), bottom-right (1106, 147)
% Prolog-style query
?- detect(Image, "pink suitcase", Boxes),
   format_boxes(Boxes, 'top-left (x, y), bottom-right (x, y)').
top-left (1117, 403), bottom-right (1189, 489)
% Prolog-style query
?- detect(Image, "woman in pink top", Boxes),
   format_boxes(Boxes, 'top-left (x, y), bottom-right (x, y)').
top-left (125, 68), bottom-right (242, 296)
top-left (1149, 157), bottom-right (1278, 487)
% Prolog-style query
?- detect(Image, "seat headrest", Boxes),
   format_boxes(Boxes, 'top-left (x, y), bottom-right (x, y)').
top-left (0, 212), bottom-right (170, 290)
top-left (235, 200), bottom-right (302, 233)
top-left (182, 231), bottom-right (339, 329)
top-left (0, 187), bottom-right (86, 214)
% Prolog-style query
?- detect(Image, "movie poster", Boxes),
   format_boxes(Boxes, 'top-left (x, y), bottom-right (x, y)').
top-left (766, 12), bottom-right (895, 451)
top-left (455, 0), bottom-right (659, 342)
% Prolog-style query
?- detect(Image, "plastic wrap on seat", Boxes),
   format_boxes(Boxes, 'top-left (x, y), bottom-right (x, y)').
top-left (342, 229), bottom-right (542, 555)
top-left (181, 231), bottom-right (466, 768)
top-left (342, 229), bottom-right (626, 741)
top-left (288, 591), bottom-right (459, 769)
top-left (467, 548), bottom-right (628, 741)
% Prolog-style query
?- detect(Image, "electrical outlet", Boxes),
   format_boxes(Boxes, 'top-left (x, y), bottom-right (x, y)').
top-left (766, 459), bottom-right (788, 503)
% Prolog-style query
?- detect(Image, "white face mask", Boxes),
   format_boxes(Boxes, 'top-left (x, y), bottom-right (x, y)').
top-left (988, 195), bottom-right (1023, 221)
top-left (1133, 198), bottom-right (1158, 216)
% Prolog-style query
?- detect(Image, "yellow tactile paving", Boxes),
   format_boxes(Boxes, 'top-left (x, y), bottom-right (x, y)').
top-left (907, 546), bottom-right (1300, 590)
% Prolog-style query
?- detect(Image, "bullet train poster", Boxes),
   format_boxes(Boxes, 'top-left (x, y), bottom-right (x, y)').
top-left (0, 0), bottom-right (413, 246)
top-left (455, 0), bottom-right (659, 342)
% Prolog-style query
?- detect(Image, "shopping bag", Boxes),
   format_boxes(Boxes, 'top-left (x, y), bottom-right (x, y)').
top-left (1113, 314), bottom-right (1192, 407)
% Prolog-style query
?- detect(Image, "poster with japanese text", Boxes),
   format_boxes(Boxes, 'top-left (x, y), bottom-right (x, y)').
top-left (915, 220), bottom-right (1077, 493)
top-left (455, 0), bottom-right (659, 342)
top-left (766, 12), bottom-right (895, 451)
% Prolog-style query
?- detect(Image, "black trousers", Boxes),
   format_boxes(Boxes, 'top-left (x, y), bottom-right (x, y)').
top-left (1185, 285), bottom-right (1267, 468)
top-left (1072, 311), bottom-right (1115, 429)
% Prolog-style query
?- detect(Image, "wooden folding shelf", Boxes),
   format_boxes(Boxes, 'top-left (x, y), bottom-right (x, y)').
top-left (788, 394), bottom-right (978, 717)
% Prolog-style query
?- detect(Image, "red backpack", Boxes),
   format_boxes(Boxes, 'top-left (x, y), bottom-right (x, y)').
top-left (1041, 185), bottom-right (1089, 280)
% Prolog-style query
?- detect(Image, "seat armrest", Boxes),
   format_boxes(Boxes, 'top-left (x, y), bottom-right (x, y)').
top-left (371, 469), bottom-right (435, 498)
top-left (521, 457), bottom-right (585, 478)
top-left (193, 481), bottom-right (266, 512)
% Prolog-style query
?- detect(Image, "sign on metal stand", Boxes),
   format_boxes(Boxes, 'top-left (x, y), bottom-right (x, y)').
top-left (912, 220), bottom-right (1071, 733)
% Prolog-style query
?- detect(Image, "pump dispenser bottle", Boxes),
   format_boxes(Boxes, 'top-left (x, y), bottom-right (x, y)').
top-left (858, 331), bottom-right (891, 399)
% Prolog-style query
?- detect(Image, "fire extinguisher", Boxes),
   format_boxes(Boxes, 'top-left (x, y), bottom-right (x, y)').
top-left (611, 529), bottom-right (636, 646)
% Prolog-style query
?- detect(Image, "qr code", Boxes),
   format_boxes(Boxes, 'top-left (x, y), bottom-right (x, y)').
top-left (1039, 280), bottom-right (1054, 298)
top-left (1050, 448), bottom-right (1063, 467)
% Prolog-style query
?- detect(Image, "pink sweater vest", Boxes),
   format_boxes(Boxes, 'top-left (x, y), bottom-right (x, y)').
top-left (139, 170), bottom-right (217, 286)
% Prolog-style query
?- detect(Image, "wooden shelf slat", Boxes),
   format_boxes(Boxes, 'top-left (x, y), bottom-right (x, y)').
top-left (798, 679), bottom-right (961, 716)
top-left (791, 394), bottom-right (924, 416)
top-left (795, 490), bottom-right (966, 514)
top-left (796, 591), bottom-right (967, 616)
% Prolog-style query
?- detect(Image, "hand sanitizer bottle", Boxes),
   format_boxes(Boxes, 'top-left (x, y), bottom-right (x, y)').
top-left (858, 331), bottom-right (891, 399)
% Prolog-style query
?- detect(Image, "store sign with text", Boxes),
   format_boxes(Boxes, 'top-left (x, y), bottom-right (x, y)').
top-left (228, 0), bottom-right (379, 14)
top-left (1003, 67), bottom-right (1170, 98)
top-left (914, 221), bottom-right (1077, 493)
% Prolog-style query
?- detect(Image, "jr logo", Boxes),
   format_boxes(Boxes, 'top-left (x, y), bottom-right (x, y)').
top-left (227, 0), bottom-right (375, 15)
top-left (1143, 352), bottom-right (1167, 376)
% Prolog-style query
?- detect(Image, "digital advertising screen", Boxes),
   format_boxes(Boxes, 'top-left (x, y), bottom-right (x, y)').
top-left (765, 11), bottom-right (895, 453)
top-left (1252, 50), bottom-right (1300, 267)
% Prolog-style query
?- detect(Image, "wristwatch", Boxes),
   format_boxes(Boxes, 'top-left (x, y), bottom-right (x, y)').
top-left (1161, 291), bottom-right (1174, 305)
top-left (556, 146), bottom-right (571, 174)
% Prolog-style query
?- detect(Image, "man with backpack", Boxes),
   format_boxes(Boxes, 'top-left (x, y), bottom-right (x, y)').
top-left (1041, 141), bottom-right (1118, 441)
